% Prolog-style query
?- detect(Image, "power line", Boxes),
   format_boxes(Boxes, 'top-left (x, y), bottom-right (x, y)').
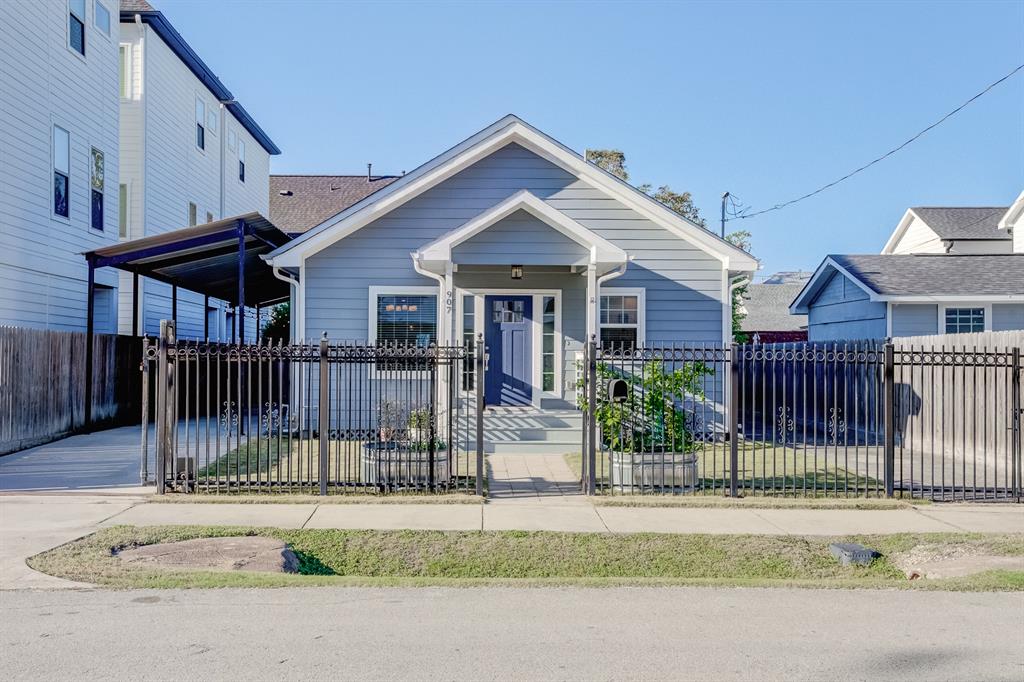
top-left (729, 63), bottom-right (1024, 222)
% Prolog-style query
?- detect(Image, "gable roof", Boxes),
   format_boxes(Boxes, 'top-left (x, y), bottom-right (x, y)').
top-left (883, 205), bottom-right (1011, 253)
top-left (414, 189), bottom-right (627, 269)
top-left (998, 191), bottom-right (1024, 231)
top-left (269, 175), bottom-right (399, 235)
top-left (739, 284), bottom-right (807, 332)
top-left (120, 1), bottom-right (280, 155)
top-left (791, 254), bottom-right (1024, 312)
top-left (264, 115), bottom-right (758, 272)
top-left (911, 207), bottom-right (1008, 240)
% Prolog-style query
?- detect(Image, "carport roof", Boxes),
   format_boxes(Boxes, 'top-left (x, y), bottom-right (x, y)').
top-left (83, 213), bottom-right (293, 306)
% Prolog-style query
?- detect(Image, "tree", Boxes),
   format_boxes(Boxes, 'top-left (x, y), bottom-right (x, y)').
top-left (584, 149), bottom-right (628, 181)
top-left (586, 149), bottom-right (706, 227)
top-left (587, 148), bottom-right (756, 342)
top-left (261, 302), bottom-right (290, 343)
top-left (725, 230), bottom-right (752, 343)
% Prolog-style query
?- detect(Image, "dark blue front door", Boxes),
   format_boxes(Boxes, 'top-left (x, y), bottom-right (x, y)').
top-left (484, 295), bottom-right (532, 406)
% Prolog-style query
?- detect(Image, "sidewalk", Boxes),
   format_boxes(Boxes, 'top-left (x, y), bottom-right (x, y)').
top-left (3, 491), bottom-right (1023, 589)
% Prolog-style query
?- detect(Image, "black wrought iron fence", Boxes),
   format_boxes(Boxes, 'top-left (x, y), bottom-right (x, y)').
top-left (145, 321), bottom-right (484, 495)
top-left (581, 339), bottom-right (1022, 501)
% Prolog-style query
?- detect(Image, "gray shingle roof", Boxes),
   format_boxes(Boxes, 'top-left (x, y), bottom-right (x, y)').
top-left (913, 207), bottom-right (1009, 241)
top-left (831, 254), bottom-right (1024, 297)
top-left (740, 284), bottom-right (807, 332)
top-left (269, 175), bottom-right (400, 235)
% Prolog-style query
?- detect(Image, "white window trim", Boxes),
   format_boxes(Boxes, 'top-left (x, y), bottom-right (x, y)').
top-left (237, 139), bottom-right (246, 183)
top-left (119, 43), bottom-right (132, 99)
top-left (188, 202), bottom-right (197, 227)
top-left (51, 123), bottom-right (71, 223)
top-left (455, 288), bottom-right (563, 405)
top-left (598, 287), bottom-right (646, 347)
top-left (67, 0), bottom-right (87, 60)
top-left (118, 182), bottom-right (130, 239)
top-left (89, 146), bottom-right (104, 232)
top-left (93, 0), bottom-right (111, 38)
top-left (367, 286), bottom-right (442, 376)
top-left (195, 96), bottom-right (206, 152)
top-left (942, 303), bottom-right (992, 334)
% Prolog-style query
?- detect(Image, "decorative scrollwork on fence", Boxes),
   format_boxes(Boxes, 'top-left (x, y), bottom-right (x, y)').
top-left (220, 400), bottom-right (238, 436)
top-left (776, 406), bottom-right (795, 445)
top-left (827, 407), bottom-right (845, 445)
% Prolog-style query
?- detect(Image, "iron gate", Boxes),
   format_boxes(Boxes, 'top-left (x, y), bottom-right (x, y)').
top-left (581, 339), bottom-right (1022, 501)
top-left (143, 321), bottom-right (485, 494)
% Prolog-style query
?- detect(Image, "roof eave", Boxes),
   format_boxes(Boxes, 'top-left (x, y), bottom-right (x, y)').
top-left (122, 10), bottom-right (281, 155)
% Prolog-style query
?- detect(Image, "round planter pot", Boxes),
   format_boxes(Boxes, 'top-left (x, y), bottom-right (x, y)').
top-left (610, 452), bottom-right (699, 493)
top-left (361, 443), bottom-right (450, 487)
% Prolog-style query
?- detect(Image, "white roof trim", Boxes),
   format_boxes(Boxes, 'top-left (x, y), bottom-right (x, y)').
top-left (998, 190), bottom-right (1024, 230)
top-left (414, 190), bottom-right (627, 267)
top-left (881, 208), bottom-right (929, 254)
top-left (264, 115), bottom-right (758, 272)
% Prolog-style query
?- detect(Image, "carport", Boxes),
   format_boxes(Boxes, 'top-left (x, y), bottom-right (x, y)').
top-left (82, 213), bottom-right (294, 426)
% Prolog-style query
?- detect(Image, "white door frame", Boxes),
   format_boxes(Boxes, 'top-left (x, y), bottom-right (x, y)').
top-left (455, 287), bottom-right (563, 407)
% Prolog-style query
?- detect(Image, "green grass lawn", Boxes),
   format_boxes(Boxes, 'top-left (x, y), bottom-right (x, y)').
top-left (565, 442), bottom-right (886, 499)
top-left (28, 525), bottom-right (1024, 591)
top-left (182, 436), bottom-right (481, 495)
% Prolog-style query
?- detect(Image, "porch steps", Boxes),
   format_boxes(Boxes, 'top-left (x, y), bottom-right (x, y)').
top-left (462, 406), bottom-right (583, 455)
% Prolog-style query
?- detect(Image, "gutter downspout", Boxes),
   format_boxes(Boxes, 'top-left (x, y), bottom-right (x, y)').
top-left (271, 265), bottom-right (300, 342)
top-left (411, 253), bottom-right (448, 344)
top-left (594, 259), bottom-right (629, 341)
top-left (135, 14), bottom-right (147, 335)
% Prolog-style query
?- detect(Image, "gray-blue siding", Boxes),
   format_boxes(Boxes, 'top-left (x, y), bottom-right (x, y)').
top-left (451, 209), bottom-right (589, 266)
top-left (806, 271), bottom-right (886, 341)
top-left (304, 142), bottom-right (725, 345)
top-left (891, 304), bottom-right (937, 337)
top-left (993, 304), bottom-right (1024, 331)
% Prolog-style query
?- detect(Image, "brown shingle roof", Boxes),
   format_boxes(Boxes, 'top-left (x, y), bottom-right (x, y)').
top-left (269, 175), bottom-right (400, 235)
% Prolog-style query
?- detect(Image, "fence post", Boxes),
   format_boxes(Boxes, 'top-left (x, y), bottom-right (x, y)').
top-left (729, 343), bottom-right (740, 497)
top-left (475, 332), bottom-right (485, 497)
top-left (883, 342), bottom-right (895, 498)
top-left (1013, 347), bottom-right (1021, 500)
top-left (156, 321), bottom-right (175, 494)
top-left (140, 336), bottom-right (149, 486)
top-left (586, 335), bottom-right (597, 496)
top-left (318, 332), bottom-right (329, 496)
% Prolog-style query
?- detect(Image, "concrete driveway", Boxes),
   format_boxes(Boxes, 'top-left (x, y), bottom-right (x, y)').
top-left (0, 425), bottom-right (153, 492)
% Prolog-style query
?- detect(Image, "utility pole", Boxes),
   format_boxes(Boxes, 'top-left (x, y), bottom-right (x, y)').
top-left (720, 191), bottom-right (730, 238)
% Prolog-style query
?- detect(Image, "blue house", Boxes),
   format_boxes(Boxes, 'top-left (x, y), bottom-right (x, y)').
top-left (791, 253), bottom-right (1024, 341)
top-left (264, 115), bottom-right (758, 409)
top-left (792, 202), bottom-right (1024, 341)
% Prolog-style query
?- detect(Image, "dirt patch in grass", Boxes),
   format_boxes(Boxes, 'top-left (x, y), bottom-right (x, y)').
top-left (28, 526), bottom-right (1024, 591)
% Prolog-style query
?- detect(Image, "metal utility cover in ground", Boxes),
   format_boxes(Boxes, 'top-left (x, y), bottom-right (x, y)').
top-left (829, 542), bottom-right (879, 566)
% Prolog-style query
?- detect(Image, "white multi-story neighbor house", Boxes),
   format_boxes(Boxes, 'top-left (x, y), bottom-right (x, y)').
top-left (0, 0), bottom-right (279, 340)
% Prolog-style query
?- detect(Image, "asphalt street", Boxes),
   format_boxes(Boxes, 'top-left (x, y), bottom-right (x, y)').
top-left (2, 586), bottom-right (1022, 681)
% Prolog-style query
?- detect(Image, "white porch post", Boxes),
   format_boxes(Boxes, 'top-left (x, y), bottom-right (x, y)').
top-left (443, 261), bottom-right (454, 345)
top-left (586, 263), bottom-right (597, 343)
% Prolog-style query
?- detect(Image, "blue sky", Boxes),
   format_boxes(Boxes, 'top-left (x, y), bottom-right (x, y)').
top-left (156, 0), bottom-right (1023, 277)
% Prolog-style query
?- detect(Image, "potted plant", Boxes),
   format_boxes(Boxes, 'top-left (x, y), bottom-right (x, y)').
top-left (580, 360), bottom-right (710, 492)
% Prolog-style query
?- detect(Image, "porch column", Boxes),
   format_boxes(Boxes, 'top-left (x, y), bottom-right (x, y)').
top-left (132, 272), bottom-right (140, 337)
top-left (443, 261), bottom-right (454, 345)
top-left (236, 218), bottom-right (246, 343)
top-left (84, 257), bottom-right (96, 429)
top-left (585, 263), bottom-right (597, 341)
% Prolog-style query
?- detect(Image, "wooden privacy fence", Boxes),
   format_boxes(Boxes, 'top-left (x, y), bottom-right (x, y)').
top-left (0, 326), bottom-right (143, 455)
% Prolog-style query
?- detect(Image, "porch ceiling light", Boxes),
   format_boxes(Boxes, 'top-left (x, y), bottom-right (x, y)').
top-left (511, 264), bottom-right (523, 280)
